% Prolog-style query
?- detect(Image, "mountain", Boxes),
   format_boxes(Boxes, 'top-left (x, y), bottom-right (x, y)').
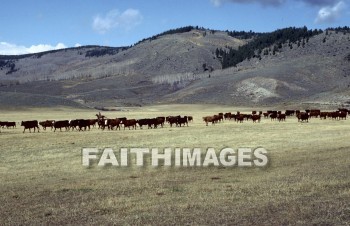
top-left (0, 26), bottom-right (349, 109)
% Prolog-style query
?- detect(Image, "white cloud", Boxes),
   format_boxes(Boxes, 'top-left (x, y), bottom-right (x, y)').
top-left (0, 42), bottom-right (67, 55)
top-left (92, 8), bottom-right (143, 34)
top-left (315, 1), bottom-right (347, 23)
top-left (211, 0), bottom-right (222, 6)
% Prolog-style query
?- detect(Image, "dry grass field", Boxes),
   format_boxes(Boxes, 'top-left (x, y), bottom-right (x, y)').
top-left (0, 104), bottom-right (349, 225)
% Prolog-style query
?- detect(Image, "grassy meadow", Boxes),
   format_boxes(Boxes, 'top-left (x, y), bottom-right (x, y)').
top-left (0, 104), bottom-right (349, 225)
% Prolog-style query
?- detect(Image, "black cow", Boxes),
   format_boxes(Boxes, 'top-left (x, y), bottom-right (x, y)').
top-left (21, 120), bottom-right (39, 133)
top-left (297, 113), bottom-right (309, 122)
top-left (5, 122), bottom-right (16, 129)
top-left (177, 116), bottom-right (188, 127)
top-left (54, 120), bottom-right (70, 132)
top-left (0, 121), bottom-right (8, 128)
top-left (77, 119), bottom-right (91, 131)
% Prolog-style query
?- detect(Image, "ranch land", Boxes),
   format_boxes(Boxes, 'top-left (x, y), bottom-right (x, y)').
top-left (0, 104), bottom-right (349, 225)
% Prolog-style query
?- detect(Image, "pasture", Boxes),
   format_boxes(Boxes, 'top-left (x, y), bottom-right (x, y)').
top-left (0, 104), bottom-right (349, 225)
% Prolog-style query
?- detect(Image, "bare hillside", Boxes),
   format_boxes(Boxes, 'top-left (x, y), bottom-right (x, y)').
top-left (160, 30), bottom-right (350, 107)
top-left (0, 29), bottom-right (244, 83)
top-left (0, 28), bottom-right (349, 108)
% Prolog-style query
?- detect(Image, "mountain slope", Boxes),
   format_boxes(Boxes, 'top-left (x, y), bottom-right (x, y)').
top-left (0, 27), bottom-right (349, 108)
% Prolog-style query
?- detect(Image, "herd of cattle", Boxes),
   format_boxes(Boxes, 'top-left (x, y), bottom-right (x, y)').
top-left (203, 108), bottom-right (349, 125)
top-left (0, 108), bottom-right (348, 133)
top-left (0, 114), bottom-right (194, 133)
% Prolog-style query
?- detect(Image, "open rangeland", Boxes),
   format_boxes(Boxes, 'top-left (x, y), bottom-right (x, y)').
top-left (0, 105), bottom-right (349, 225)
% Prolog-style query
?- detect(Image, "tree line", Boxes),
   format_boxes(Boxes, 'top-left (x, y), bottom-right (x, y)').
top-left (216, 26), bottom-right (323, 68)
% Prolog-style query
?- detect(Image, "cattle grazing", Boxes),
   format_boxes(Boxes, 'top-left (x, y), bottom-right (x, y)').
top-left (4, 121), bottom-right (16, 129)
top-left (137, 118), bottom-right (150, 129)
top-left (285, 110), bottom-right (295, 116)
top-left (229, 114), bottom-right (237, 120)
top-left (337, 111), bottom-right (347, 120)
top-left (104, 119), bottom-right (121, 130)
top-left (177, 116), bottom-right (188, 127)
top-left (338, 108), bottom-right (349, 114)
top-left (217, 113), bottom-right (224, 122)
top-left (54, 120), bottom-right (70, 132)
top-left (77, 119), bottom-right (91, 131)
top-left (309, 109), bottom-right (320, 118)
top-left (88, 119), bottom-right (98, 127)
top-left (297, 113), bottom-right (309, 122)
top-left (118, 117), bottom-right (127, 122)
top-left (277, 114), bottom-right (286, 122)
top-left (156, 117), bottom-right (165, 127)
top-left (243, 114), bottom-right (252, 121)
top-left (187, 116), bottom-right (193, 122)
top-left (21, 120), bottom-right (39, 133)
top-left (263, 113), bottom-right (269, 118)
top-left (270, 113), bottom-right (278, 121)
top-left (224, 112), bottom-right (232, 120)
top-left (123, 119), bottom-right (137, 130)
top-left (251, 115), bottom-right (261, 123)
top-left (203, 116), bottom-right (216, 126)
top-left (0, 121), bottom-right (8, 128)
top-left (39, 120), bottom-right (54, 130)
top-left (69, 119), bottom-right (79, 131)
top-left (149, 118), bottom-right (159, 128)
top-left (320, 112), bottom-right (328, 120)
top-left (236, 115), bottom-right (244, 123)
top-left (167, 116), bottom-right (179, 127)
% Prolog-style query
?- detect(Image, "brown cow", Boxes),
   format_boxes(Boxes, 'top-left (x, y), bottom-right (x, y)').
top-left (216, 114), bottom-right (224, 122)
top-left (39, 120), bottom-right (54, 130)
top-left (277, 114), bottom-right (286, 122)
top-left (106, 119), bottom-right (121, 130)
top-left (251, 115), bottom-right (261, 123)
top-left (236, 115), bottom-right (244, 123)
top-left (156, 117), bottom-right (165, 127)
top-left (263, 112), bottom-right (269, 118)
top-left (123, 119), bottom-right (137, 130)
top-left (224, 112), bottom-right (232, 120)
top-left (203, 116), bottom-right (216, 126)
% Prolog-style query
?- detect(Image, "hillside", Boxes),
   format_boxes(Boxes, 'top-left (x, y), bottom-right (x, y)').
top-left (0, 27), bottom-right (349, 108)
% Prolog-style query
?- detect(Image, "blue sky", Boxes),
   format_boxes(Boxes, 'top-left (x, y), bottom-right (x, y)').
top-left (0, 0), bottom-right (349, 55)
